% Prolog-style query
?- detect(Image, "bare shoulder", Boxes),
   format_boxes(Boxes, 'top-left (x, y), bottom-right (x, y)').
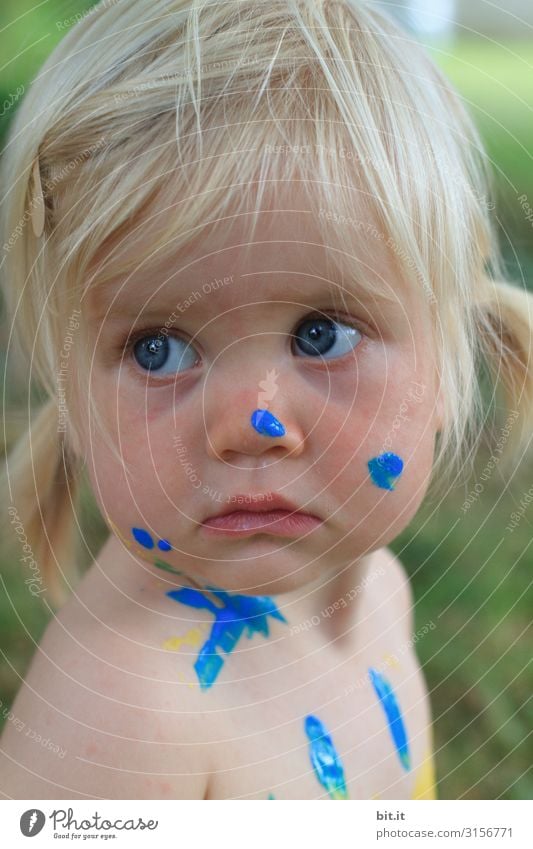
top-left (0, 593), bottom-right (212, 799)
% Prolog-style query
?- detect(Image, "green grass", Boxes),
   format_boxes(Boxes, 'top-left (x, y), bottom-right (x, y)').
top-left (431, 40), bottom-right (533, 283)
top-left (391, 443), bottom-right (533, 800)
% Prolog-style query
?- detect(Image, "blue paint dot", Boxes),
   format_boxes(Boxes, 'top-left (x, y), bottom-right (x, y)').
top-left (368, 452), bottom-right (404, 491)
top-left (132, 527), bottom-right (154, 549)
top-left (378, 453), bottom-right (403, 474)
top-left (250, 408), bottom-right (286, 437)
top-left (157, 539), bottom-right (172, 551)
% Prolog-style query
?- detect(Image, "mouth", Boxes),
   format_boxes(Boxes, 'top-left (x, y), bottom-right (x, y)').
top-left (201, 509), bottom-right (323, 538)
top-left (201, 494), bottom-right (322, 538)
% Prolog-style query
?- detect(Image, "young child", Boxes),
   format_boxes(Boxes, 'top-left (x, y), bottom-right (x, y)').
top-left (1, 0), bottom-right (532, 800)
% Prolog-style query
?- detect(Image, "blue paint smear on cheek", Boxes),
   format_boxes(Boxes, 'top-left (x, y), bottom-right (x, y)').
top-left (132, 527), bottom-right (154, 549)
top-left (368, 667), bottom-right (411, 771)
top-left (304, 714), bottom-right (349, 800)
top-left (157, 539), bottom-right (172, 551)
top-left (368, 452), bottom-right (404, 490)
top-left (250, 408), bottom-right (286, 437)
top-left (166, 586), bottom-right (287, 689)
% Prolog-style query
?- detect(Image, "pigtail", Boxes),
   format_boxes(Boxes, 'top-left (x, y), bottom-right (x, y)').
top-left (0, 398), bottom-right (83, 609)
top-left (474, 279), bottom-right (533, 468)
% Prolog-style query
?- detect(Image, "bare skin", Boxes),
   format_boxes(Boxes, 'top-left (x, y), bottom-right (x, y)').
top-left (0, 181), bottom-right (441, 799)
top-left (0, 540), bottom-right (434, 799)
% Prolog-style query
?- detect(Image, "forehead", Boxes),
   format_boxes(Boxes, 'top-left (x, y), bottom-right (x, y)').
top-left (85, 178), bottom-right (414, 318)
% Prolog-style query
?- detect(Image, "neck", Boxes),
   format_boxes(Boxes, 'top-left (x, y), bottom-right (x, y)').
top-left (96, 531), bottom-right (377, 650)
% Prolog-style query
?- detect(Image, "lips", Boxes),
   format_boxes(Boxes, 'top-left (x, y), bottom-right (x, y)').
top-left (201, 510), bottom-right (322, 538)
top-left (201, 494), bottom-right (322, 538)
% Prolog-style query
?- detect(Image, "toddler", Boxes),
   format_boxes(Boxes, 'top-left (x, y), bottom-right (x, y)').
top-left (1, 0), bottom-right (532, 800)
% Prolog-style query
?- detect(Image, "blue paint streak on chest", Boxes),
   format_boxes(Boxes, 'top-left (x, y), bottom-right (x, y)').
top-left (166, 585), bottom-right (287, 689)
top-left (304, 714), bottom-right (348, 799)
top-left (367, 452), bottom-right (404, 490)
top-left (250, 408), bottom-right (286, 437)
top-left (369, 667), bottom-right (411, 770)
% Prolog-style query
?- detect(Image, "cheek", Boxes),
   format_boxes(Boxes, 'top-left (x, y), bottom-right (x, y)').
top-left (313, 379), bottom-right (436, 501)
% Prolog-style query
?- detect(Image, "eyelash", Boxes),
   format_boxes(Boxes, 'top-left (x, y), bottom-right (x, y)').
top-left (117, 311), bottom-right (369, 378)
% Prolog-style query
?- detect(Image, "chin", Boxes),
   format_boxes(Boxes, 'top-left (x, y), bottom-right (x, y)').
top-left (189, 551), bottom-right (315, 597)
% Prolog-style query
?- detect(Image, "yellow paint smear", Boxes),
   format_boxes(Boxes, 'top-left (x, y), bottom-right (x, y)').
top-left (163, 626), bottom-right (206, 651)
top-left (411, 750), bottom-right (437, 799)
top-left (106, 515), bottom-right (134, 550)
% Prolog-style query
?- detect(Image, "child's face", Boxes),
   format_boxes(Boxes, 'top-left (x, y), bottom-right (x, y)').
top-left (80, 182), bottom-right (443, 595)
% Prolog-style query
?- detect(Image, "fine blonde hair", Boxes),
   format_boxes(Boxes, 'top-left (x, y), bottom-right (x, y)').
top-left (1, 0), bottom-right (532, 607)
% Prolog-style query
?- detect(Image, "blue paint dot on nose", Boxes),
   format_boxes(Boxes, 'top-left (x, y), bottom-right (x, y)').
top-left (250, 408), bottom-right (286, 437)
top-left (157, 539), bottom-right (172, 551)
top-left (132, 527), bottom-right (154, 549)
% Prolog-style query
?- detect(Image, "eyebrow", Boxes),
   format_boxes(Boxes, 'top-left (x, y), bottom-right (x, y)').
top-left (88, 267), bottom-right (398, 324)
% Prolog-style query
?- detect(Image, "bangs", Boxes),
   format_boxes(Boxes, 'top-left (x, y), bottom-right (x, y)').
top-left (42, 0), bottom-right (492, 314)
top-left (76, 123), bottom-right (409, 311)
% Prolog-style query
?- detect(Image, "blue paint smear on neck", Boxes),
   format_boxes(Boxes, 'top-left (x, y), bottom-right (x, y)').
top-left (368, 667), bottom-right (411, 770)
top-left (132, 527), bottom-right (154, 548)
top-left (166, 586), bottom-right (287, 689)
top-left (304, 714), bottom-right (349, 799)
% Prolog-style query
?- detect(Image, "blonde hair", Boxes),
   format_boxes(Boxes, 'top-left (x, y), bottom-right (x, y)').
top-left (1, 0), bottom-right (532, 607)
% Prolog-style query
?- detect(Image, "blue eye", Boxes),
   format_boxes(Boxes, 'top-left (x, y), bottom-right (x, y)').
top-left (132, 333), bottom-right (198, 374)
top-left (293, 315), bottom-right (362, 359)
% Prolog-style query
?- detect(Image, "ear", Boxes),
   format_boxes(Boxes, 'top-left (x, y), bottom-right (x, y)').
top-left (63, 423), bottom-right (87, 469)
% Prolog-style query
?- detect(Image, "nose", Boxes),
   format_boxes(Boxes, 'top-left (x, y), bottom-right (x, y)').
top-left (204, 378), bottom-right (306, 464)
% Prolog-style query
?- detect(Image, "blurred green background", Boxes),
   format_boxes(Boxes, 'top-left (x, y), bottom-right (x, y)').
top-left (0, 0), bottom-right (532, 800)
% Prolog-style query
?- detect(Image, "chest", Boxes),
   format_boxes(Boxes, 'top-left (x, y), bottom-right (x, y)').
top-left (203, 636), bottom-right (427, 800)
